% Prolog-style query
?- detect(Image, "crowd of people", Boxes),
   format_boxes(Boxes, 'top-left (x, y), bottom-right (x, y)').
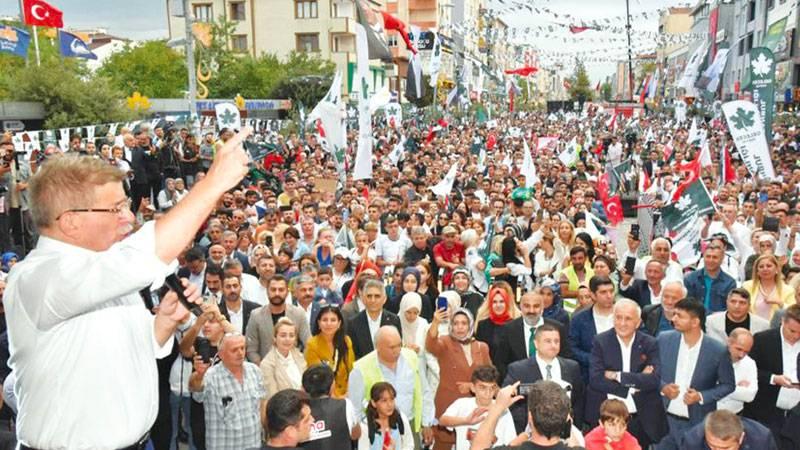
top-left (1, 101), bottom-right (799, 450)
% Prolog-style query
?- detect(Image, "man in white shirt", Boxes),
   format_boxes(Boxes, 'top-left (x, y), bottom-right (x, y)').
top-left (222, 259), bottom-right (263, 306)
top-left (4, 129), bottom-right (250, 449)
top-left (440, 365), bottom-right (517, 449)
top-left (375, 215), bottom-right (411, 271)
top-left (633, 238), bottom-right (683, 283)
top-left (717, 328), bottom-right (758, 414)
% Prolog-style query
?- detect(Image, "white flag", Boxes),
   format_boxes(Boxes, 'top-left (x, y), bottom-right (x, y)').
top-left (428, 30), bottom-right (442, 87)
top-left (521, 139), bottom-right (538, 188)
top-left (384, 102), bottom-right (402, 128)
top-left (699, 140), bottom-right (712, 167)
top-left (430, 162), bottom-right (458, 198)
top-left (722, 100), bottom-right (776, 180)
top-left (687, 117), bottom-right (701, 146)
top-left (388, 135), bottom-right (406, 165)
top-left (678, 42), bottom-right (709, 90)
top-left (368, 85), bottom-right (392, 115)
top-left (353, 23), bottom-right (373, 180)
top-left (215, 103), bottom-right (241, 131)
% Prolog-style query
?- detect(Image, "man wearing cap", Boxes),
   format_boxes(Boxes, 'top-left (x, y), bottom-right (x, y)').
top-left (433, 226), bottom-right (465, 288)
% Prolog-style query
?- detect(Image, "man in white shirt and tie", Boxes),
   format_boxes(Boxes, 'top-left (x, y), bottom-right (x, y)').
top-left (717, 328), bottom-right (758, 414)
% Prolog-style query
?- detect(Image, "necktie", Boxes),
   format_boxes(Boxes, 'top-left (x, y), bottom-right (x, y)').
top-left (528, 327), bottom-right (536, 357)
top-left (546, 364), bottom-right (553, 380)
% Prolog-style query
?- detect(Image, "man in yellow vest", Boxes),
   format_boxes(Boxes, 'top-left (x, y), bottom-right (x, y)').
top-left (348, 326), bottom-right (435, 448)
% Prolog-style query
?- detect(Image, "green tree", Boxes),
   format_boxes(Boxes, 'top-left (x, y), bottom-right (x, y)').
top-left (97, 40), bottom-right (187, 98)
top-left (567, 58), bottom-right (594, 103)
top-left (211, 54), bottom-right (283, 98)
top-left (9, 59), bottom-right (135, 128)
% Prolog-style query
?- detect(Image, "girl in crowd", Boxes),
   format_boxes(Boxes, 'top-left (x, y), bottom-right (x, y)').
top-left (304, 305), bottom-right (355, 398)
top-left (357, 382), bottom-right (414, 450)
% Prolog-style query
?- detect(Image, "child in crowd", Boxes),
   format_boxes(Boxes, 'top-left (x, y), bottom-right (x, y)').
top-left (584, 399), bottom-right (641, 450)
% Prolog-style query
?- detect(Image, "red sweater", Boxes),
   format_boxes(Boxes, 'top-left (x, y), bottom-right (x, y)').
top-left (584, 426), bottom-right (641, 450)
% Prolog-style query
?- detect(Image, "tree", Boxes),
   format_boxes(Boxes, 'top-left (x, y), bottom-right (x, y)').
top-left (567, 58), bottom-right (594, 103)
top-left (211, 54), bottom-right (284, 98)
top-left (97, 40), bottom-right (187, 98)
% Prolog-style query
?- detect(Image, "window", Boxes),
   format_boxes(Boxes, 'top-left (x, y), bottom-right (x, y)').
top-left (746, 33), bottom-right (754, 52)
top-left (295, 0), bottom-right (318, 18)
top-left (230, 2), bottom-right (246, 21)
top-left (387, 35), bottom-right (398, 47)
top-left (296, 33), bottom-right (320, 52)
top-left (738, 37), bottom-right (745, 56)
top-left (767, 0), bottom-right (774, 9)
top-left (748, 1), bottom-right (756, 21)
top-left (232, 35), bottom-right (248, 52)
top-left (193, 4), bottom-right (213, 22)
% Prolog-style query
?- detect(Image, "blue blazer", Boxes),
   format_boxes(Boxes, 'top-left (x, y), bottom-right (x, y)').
top-left (680, 416), bottom-right (778, 450)
top-left (683, 268), bottom-right (736, 313)
top-left (619, 279), bottom-right (653, 308)
top-left (568, 306), bottom-right (598, 382)
top-left (657, 330), bottom-right (735, 425)
top-left (586, 329), bottom-right (668, 443)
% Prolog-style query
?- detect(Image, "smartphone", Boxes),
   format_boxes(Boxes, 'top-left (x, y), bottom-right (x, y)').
top-left (265, 235), bottom-right (274, 248)
top-left (625, 256), bottom-right (637, 275)
top-left (759, 192), bottom-right (769, 203)
top-left (436, 296), bottom-right (449, 311)
top-left (518, 383), bottom-right (536, 396)
top-left (164, 274), bottom-right (203, 316)
top-left (763, 217), bottom-right (780, 233)
top-left (630, 224), bottom-right (640, 240)
top-left (195, 337), bottom-right (214, 363)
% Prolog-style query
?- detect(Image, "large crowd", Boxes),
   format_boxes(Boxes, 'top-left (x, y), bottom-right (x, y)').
top-left (1, 102), bottom-right (799, 450)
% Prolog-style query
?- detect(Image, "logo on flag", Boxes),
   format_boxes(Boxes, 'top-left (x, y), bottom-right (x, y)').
top-left (0, 26), bottom-right (31, 58)
top-left (59, 30), bottom-right (98, 59)
top-left (214, 103), bottom-right (241, 130)
top-left (23, 0), bottom-right (63, 28)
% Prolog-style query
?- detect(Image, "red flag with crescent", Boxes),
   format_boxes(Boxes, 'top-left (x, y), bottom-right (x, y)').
top-left (23, 0), bottom-right (63, 28)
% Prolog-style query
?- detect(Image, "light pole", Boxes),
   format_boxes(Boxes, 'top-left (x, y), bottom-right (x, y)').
top-left (183, 0), bottom-right (199, 134)
top-left (625, 0), bottom-right (634, 102)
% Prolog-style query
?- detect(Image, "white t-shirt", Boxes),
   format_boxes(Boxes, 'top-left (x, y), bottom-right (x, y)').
top-left (442, 397), bottom-right (517, 450)
top-left (375, 234), bottom-right (411, 265)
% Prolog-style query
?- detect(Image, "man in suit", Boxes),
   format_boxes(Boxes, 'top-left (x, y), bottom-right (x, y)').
top-left (657, 299), bottom-right (735, 450)
top-left (680, 410), bottom-right (778, 450)
top-left (245, 274), bottom-right (310, 365)
top-left (178, 246), bottom-right (207, 294)
top-left (706, 288), bottom-right (770, 343)
top-left (496, 289), bottom-right (571, 378)
top-left (620, 259), bottom-right (665, 308)
top-left (203, 264), bottom-right (224, 304)
top-left (642, 281), bottom-right (684, 336)
top-left (587, 298), bottom-right (668, 448)
top-left (346, 278), bottom-right (402, 359)
top-left (743, 303), bottom-right (800, 449)
top-left (292, 274), bottom-right (321, 328)
top-left (684, 243), bottom-right (736, 313)
top-left (221, 230), bottom-right (251, 272)
top-left (502, 323), bottom-right (584, 433)
top-left (217, 273), bottom-right (260, 334)
top-left (569, 275), bottom-right (616, 382)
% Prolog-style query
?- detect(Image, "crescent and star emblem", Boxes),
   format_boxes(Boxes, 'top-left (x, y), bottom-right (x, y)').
top-left (31, 4), bottom-right (47, 21)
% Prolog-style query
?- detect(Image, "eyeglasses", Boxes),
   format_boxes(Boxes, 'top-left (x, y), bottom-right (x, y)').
top-left (56, 198), bottom-right (132, 221)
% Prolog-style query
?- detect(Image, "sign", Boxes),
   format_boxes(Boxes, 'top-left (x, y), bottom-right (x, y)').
top-left (2, 120), bottom-right (25, 132)
top-left (408, 31), bottom-right (436, 50)
top-left (749, 47), bottom-right (776, 141)
top-left (722, 100), bottom-right (776, 180)
top-left (195, 99), bottom-right (291, 111)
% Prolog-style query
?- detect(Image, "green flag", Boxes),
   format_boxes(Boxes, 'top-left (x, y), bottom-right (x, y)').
top-left (749, 47), bottom-right (776, 142)
top-left (661, 179), bottom-right (715, 231)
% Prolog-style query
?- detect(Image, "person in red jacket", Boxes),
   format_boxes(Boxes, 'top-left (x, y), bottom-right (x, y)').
top-left (585, 399), bottom-right (641, 450)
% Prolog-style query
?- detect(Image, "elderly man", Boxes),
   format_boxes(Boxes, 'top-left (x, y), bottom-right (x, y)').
top-left (348, 326), bottom-right (434, 447)
top-left (4, 129), bottom-right (250, 449)
top-left (706, 288), bottom-right (770, 343)
top-left (641, 281), bottom-right (684, 336)
top-left (633, 237), bottom-right (683, 283)
top-left (586, 298), bottom-right (668, 448)
top-left (717, 328), bottom-right (758, 414)
top-left (680, 410), bottom-right (777, 450)
top-left (347, 279), bottom-right (402, 359)
top-left (620, 259), bottom-right (665, 308)
top-left (292, 274), bottom-right (321, 327)
top-left (191, 333), bottom-right (266, 450)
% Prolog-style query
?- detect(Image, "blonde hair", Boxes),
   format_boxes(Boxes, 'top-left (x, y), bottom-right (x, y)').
top-left (30, 156), bottom-right (126, 228)
top-left (273, 317), bottom-right (298, 338)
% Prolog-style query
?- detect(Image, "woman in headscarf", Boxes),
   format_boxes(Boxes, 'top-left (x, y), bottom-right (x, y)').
top-left (0, 252), bottom-right (18, 276)
top-left (540, 278), bottom-right (570, 328)
top-left (475, 282), bottom-right (520, 367)
top-left (425, 307), bottom-right (491, 450)
top-left (398, 292), bottom-right (430, 353)
top-left (387, 267), bottom-right (432, 319)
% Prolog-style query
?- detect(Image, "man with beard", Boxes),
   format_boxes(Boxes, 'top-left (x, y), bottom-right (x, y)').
top-left (217, 273), bottom-right (260, 334)
top-left (245, 275), bottom-right (310, 365)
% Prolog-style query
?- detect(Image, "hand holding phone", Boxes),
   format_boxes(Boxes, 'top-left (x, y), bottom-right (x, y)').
top-left (436, 296), bottom-right (449, 312)
top-left (624, 256), bottom-right (637, 276)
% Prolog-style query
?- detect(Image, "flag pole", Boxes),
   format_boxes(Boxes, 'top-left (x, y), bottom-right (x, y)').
top-left (32, 25), bottom-right (40, 66)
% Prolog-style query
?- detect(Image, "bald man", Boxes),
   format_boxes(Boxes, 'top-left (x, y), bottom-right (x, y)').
top-left (348, 326), bottom-right (434, 446)
top-left (641, 281), bottom-right (685, 336)
top-left (717, 328), bottom-right (758, 414)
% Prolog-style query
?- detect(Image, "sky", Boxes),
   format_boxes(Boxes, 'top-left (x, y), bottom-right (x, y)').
top-left (1, 0), bottom-right (697, 83)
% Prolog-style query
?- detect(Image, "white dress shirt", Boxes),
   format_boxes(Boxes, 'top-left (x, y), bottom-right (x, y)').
top-left (775, 327), bottom-right (800, 410)
top-left (718, 355), bottom-right (758, 414)
top-left (535, 355), bottom-right (562, 382)
top-left (524, 317), bottom-right (545, 356)
top-left (367, 311), bottom-right (383, 345)
top-left (609, 335), bottom-right (638, 413)
top-left (228, 303), bottom-right (244, 333)
top-left (5, 222), bottom-right (173, 448)
top-left (188, 267), bottom-right (205, 291)
top-left (667, 333), bottom-right (703, 418)
top-left (648, 284), bottom-right (662, 305)
top-left (241, 273), bottom-right (264, 306)
top-left (592, 310), bottom-right (614, 335)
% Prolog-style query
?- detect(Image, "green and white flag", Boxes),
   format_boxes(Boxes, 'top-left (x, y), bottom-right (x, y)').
top-left (661, 179), bottom-right (716, 265)
top-left (384, 102), bottom-right (402, 128)
top-left (749, 47), bottom-right (776, 142)
top-left (521, 139), bottom-right (538, 188)
top-left (307, 71), bottom-right (346, 184)
top-left (214, 103), bottom-right (240, 130)
top-left (557, 137), bottom-right (578, 168)
top-left (430, 162), bottom-right (458, 198)
top-left (722, 100), bottom-right (776, 180)
top-left (354, 23), bottom-right (373, 181)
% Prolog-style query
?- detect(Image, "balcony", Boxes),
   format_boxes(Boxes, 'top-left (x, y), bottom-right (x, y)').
top-left (329, 16), bottom-right (351, 34)
top-left (409, 0), bottom-right (436, 11)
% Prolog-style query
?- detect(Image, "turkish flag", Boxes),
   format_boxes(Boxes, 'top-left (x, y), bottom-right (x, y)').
top-left (381, 11), bottom-right (416, 54)
top-left (486, 133), bottom-right (497, 150)
top-left (504, 66), bottom-right (538, 77)
top-left (569, 25), bottom-right (592, 34)
top-left (597, 172), bottom-right (612, 200)
top-left (603, 195), bottom-right (624, 225)
top-left (672, 154), bottom-right (702, 201)
top-left (23, 0), bottom-right (63, 28)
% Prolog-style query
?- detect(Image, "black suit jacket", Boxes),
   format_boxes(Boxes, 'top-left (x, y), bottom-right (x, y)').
top-left (743, 328), bottom-right (785, 423)
top-left (619, 279), bottom-right (653, 308)
top-left (218, 299), bottom-right (260, 334)
top-left (346, 310), bottom-right (402, 359)
top-left (586, 329), bottom-right (668, 443)
top-left (496, 317), bottom-right (572, 379)
top-left (177, 267), bottom-right (206, 294)
top-left (641, 304), bottom-right (671, 336)
top-left (502, 356), bottom-right (584, 433)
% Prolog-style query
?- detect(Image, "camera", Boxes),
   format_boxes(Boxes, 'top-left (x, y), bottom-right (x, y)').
top-left (195, 337), bottom-right (214, 363)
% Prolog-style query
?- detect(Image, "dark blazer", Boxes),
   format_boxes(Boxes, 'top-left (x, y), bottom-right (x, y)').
top-left (496, 317), bottom-right (572, 379)
top-left (177, 267), bottom-right (206, 294)
top-left (218, 298), bottom-right (260, 334)
top-left (658, 330), bottom-right (735, 425)
top-left (743, 327), bottom-right (787, 423)
top-left (130, 146), bottom-right (150, 185)
top-left (680, 416), bottom-right (778, 450)
top-left (228, 251), bottom-right (251, 273)
top-left (293, 300), bottom-right (321, 330)
top-left (587, 329), bottom-right (668, 443)
top-left (502, 356), bottom-right (584, 433)
top-left (641, 304), bottom-right (673, 336)
top-left (568, 306), bottom-right (600, 382)
top-left (619, 279), bottom-right (654, 308)
top-left (346, 310), bottom-right (402, 359)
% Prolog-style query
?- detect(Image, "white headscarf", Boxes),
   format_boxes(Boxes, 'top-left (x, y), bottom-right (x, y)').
top-left (399, 292), bottom-right (426, 347)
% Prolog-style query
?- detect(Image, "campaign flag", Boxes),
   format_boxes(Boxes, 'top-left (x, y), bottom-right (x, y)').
top-left (59, 30), bottom-right (98, 60)
top-left (749, 48), bottom-right (776, 141)
top-left (354, 23), bottom-right (373, 181)
top-left (660, 179), bottom-right (716, 265)
top-left (428, 30), bottom-right (441, 87)
top-left (23, 0), bottom-right (63, 28)
top-left (384, 102), bottom-right (402, 128)
top-left (430, 162), bottom-right (458, 198)
top-left (696, 48), bottom-right (730, 92)
top-left (214, 102), bottom-right (241, 130)
top-left (521, 139), bottom-right (538, 188)
top-left (354, 0), bottom-right (392, 61)
top-left (678, 42), bottom-right (709, 92)
top-left (0, 26), bottom-right (31, 58)
top-left (388, 135), bottom-right (406, 165)
top-left (722, 100), bottom-right (776, 180)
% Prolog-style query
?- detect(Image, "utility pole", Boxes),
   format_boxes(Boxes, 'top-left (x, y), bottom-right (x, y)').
top-left (625, 0), bottom-right (634, 102)
top-left (183, 0), bottom-right (199, 134)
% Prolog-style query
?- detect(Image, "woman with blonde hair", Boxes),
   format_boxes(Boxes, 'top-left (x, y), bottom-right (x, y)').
top-left (743, 254), bottom-right (796, 320)
top-left (555, 219), bottom-right (576, 256)
top-left (260, 317), bottom-right (307, 401)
